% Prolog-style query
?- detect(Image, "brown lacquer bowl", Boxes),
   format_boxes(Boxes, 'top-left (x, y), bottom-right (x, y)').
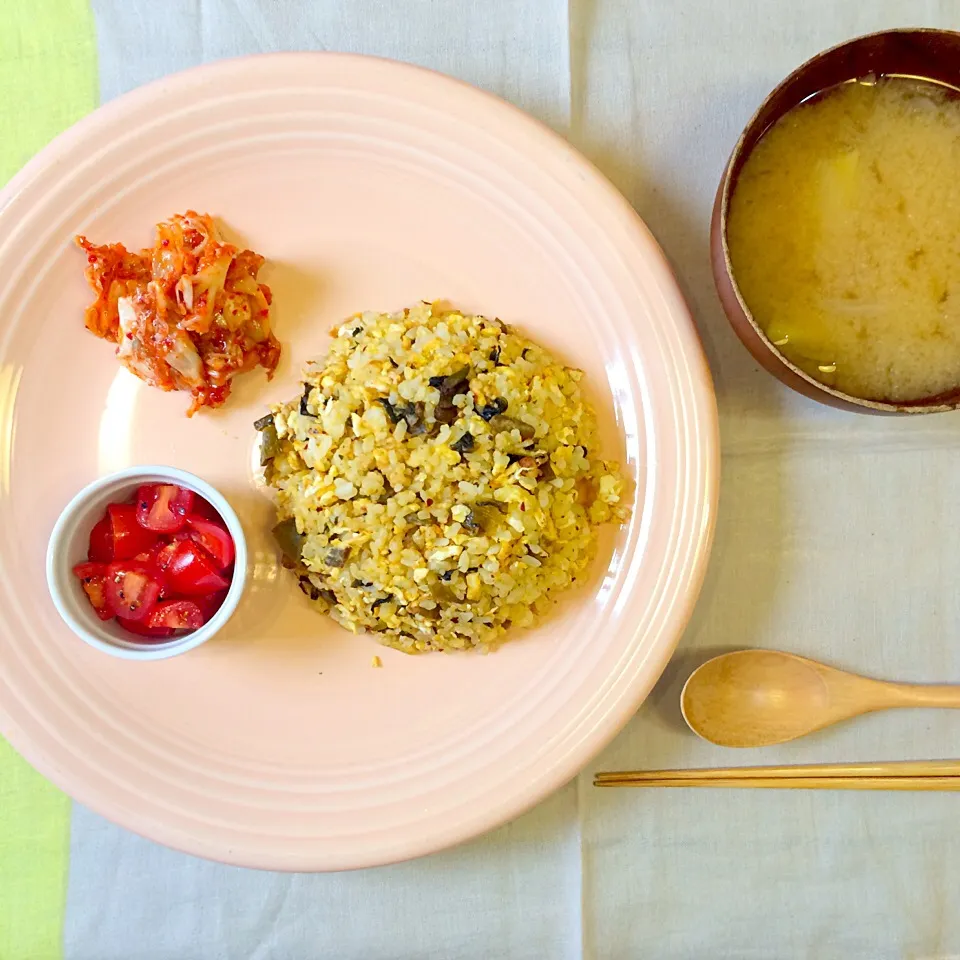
top-left (711, 28), bottom-right (960, 414)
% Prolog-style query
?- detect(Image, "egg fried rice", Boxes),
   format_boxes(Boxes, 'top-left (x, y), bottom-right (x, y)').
top-left (260, 302), bottom-right (628, 653)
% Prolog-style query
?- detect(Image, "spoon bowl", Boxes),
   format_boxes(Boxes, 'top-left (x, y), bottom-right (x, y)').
top-left (681, 649), bottom-right (960, 748)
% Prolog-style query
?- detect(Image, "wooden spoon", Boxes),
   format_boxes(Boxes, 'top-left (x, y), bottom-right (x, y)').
top-left (681, 649), bottom-right (960, 747)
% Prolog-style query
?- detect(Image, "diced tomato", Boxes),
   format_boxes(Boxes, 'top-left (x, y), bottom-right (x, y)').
top-left (116, 616), bottom-right (176, 640)
top-left (195, 588), bottom-right (228, 621)
top-left (184, 515), bottom-right (234, 569)
top-left (73, 561), bottom-right (105, 580)
top-left (136, 540), bottom-right (175, 568)
top-left (103, 561), bottom-right (162, 621)
top-left (163, 540), bottom-right (230, 596)
top-left (191, 496), bottom-right (222, 522)
top-left (76, 485), bottom-right (232, 640)
top-left (72, 562), bottom-right (113, 621)
top-left (132, 544), bottom-right (173, 597)
top-left (135, 484), bottom-right (195, 533)
top-left (153, 540), bottom-right (182, 574)
top-left (151, 540), bottom-right (189, 600)
top-left (106, 503), bottom-right (159, 560)
top-left (146, 600), bottom-right (204, 632)
top-left (87, 516), bottom-right (114, 562)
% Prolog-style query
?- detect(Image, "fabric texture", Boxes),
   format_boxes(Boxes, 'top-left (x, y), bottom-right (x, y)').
top-left (0, 5), bottom-right (96, 957)
top-left (6, 0), bottom-right (960, 957)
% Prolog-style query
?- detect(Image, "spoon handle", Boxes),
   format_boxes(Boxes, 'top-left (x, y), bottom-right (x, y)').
top-left (885, 683), bottom-right (960, 708)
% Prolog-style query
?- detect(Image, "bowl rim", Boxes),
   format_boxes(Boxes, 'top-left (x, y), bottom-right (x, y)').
top-left (716, 26), bottom-right (960, 415)
top-left (45, 465), bottom-right (248, 661)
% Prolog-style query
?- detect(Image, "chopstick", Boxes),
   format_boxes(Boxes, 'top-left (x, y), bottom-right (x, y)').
top-left (594, 759), bottom-right (960, 790)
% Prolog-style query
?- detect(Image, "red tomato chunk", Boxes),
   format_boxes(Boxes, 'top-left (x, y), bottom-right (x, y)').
top-left (184, 515), bottom-right (234, 569)
top-left (147, 600), bottom-right (204, 631)
top-left (195, 589), bottom-right (228, 621)
top-left (136, 484), bottom-right (195, 533)
top-left (191, 496), bottom-right (222, 522)
top-left (164, 540), bottom-right (230, 596)
top-left (72, 562), bottom-right (113, 621)
top-left (107, 503), bottom-right (160, 559)
top-left (104, 561), bottom-right (161, 621)
top-left (87, 517), bottom-right (114, 563)
top-left (116, 617), bottom-right (176, 640)
top-left (72, 483), bottom-right (235, 642)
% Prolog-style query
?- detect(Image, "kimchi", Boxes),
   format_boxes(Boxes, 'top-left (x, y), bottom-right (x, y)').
top-left (76, 211), bottom-right (281, 415)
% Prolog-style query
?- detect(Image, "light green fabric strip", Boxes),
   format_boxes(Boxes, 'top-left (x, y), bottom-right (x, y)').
top-left (0, 0), bottom-right (99, 184)
top-left (0, 741), bottom-right (71, 960)
top-left (0, 2), bottom-right (97, 957)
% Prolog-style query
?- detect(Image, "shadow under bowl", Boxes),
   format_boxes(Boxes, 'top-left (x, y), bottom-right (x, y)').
top-left (711, 27), bottom-right (960, 414)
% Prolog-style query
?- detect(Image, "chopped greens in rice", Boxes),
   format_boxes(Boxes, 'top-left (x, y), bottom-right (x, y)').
top-left (260, 302), bottom-right (628, 653)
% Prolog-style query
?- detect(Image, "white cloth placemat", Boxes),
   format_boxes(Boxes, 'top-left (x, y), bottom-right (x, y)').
top-left (70, 2), bottom-right (960, 957)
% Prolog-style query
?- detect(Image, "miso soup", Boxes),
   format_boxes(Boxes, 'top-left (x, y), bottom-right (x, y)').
top-left (727, 76), bottom-right (960, 403)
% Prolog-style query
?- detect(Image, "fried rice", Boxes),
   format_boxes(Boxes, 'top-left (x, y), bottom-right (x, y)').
top-left (259, 301), bottom-right (628, 654)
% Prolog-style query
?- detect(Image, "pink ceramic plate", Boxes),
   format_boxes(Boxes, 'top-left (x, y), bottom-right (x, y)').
top-left (0, 54), bottom-right (717, 870)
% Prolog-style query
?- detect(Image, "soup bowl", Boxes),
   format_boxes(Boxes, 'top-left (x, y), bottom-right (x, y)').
top-left (711, 27), bottom-right (960, 414)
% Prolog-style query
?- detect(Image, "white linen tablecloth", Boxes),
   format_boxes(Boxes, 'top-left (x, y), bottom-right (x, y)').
top-left (67, 2), bottom-right (960, 957)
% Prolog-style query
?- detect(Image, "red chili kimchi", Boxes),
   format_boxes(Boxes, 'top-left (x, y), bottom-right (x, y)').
top-left (76, 211), bottom-right (281, 415)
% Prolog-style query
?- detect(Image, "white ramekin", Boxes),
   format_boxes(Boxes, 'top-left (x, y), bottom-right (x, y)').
top-left (46, 466), bottom-right (247, 661)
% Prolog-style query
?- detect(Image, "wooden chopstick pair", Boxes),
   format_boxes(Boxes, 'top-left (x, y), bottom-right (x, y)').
top-left (594, 760), bottom-right (960, 790)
